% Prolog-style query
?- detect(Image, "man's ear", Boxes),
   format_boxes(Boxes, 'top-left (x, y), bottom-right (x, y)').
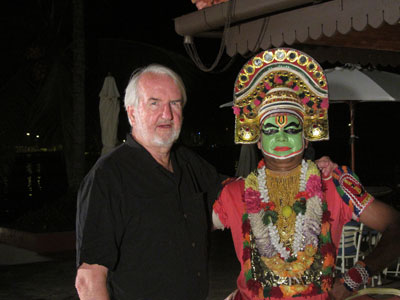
top-left (126, 106), bottom-right (135, 125)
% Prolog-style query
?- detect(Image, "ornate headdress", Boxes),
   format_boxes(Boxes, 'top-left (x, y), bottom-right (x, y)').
top-left (233, 48), bottom-right (329, 144)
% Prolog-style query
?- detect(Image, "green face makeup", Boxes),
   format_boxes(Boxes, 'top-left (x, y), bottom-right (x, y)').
top-left (260, 114), bottom-right (304, 159)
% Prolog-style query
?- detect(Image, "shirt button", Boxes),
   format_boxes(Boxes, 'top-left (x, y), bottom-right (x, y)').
top-left (192, 242), bottom-right (196, 248)
top-left (197, 272), bottom-right (201, 277)
top-left (183, 213), bottom-right (187, 219)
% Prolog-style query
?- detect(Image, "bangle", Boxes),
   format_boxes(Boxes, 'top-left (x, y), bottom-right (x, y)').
top-left (342, 261), bottom-right (371, 291)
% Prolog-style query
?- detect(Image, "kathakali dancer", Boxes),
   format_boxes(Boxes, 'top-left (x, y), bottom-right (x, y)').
top-left (212, 48), bottom-right (400, 300)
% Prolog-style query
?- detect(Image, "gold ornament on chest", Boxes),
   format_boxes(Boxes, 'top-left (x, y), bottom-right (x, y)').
top-left (265, 165), bottom-right (301, 250)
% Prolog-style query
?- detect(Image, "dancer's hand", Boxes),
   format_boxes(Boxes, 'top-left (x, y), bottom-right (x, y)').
top-left (328, 278), bottom-right (353, 300)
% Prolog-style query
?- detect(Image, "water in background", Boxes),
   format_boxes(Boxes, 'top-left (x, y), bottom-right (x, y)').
top-left (1, 135), bottom-right (399, 228)
top-left (0, 151), bottom-right (68, 226)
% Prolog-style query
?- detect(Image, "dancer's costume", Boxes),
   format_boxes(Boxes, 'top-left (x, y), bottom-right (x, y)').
top-left (213, 48), bottom-right (374, 300)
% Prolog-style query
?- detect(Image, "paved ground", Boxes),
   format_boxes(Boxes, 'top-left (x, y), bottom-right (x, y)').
top-left (1, 230), bottom-right (399, 300)
top-left (0, 230), bottom-right (239, 300)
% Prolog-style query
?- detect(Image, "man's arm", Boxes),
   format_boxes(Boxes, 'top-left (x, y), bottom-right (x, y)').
top-left (75, 263), bottom-right (109, 300)
top-left (330, 199), bottom-right (400, 300)
top-left (359, 199), bottom-right (400, 273)
top-left (318, 157), bottom-right (400, 299)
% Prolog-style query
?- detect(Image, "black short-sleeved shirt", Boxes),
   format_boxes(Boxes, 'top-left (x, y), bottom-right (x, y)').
top-left (76, 135), bottom-right (224, 300)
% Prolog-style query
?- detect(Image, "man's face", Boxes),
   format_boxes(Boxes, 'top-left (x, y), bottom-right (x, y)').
top-left (127, 72), bottom-right (183, 149)
top-left (258, 113), bottom-right (304, 160)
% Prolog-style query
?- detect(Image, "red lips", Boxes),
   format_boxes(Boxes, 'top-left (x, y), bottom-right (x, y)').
top-left (274, 146), bottom-right (291, 151)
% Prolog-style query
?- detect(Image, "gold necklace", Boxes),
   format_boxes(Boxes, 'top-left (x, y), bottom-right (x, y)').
top-left (265, 165), bottom-right (301, 250)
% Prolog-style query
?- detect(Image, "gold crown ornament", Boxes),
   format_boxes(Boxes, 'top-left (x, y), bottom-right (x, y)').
top-left (233, 48), bottom-right (329, 144)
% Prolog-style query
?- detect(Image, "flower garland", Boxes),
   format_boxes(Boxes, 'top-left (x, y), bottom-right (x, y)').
top-left (242, 159), bottom-right (335, 298)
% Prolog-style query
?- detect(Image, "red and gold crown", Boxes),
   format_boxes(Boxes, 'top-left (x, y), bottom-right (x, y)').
top-left (233, 48), bottom-right (329, 144)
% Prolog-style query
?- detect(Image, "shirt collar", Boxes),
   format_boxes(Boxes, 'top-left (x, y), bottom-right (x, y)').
top-left (124, 133), bottom-right (183, 176)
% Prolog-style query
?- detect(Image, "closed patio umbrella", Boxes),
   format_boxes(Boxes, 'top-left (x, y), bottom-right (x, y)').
top-left (99, 73), bottom-right (120, 155)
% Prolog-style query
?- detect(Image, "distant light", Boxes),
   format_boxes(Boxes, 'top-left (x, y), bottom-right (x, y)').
top-left (348, 123), bottom-right (351, 127)
top-left (26, 132), bottom-right (30, 136)
top-left (123, 139), bottom-right (126, 143)
top-left (197, 132), bottom-right (201, 135)
top-left (36, 135), bottom-right (40, 138)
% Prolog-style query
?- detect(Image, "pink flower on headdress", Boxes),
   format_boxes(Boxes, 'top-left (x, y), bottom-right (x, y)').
top-left (264, 82), bottom-right (271, 90)
top-left (302, 96), bottom-right (310, 104)
top-left (233, 106), bottom-right (241, 115)
top-left (321, 98), bottom-right (329, 109)
top-left (254, 99), bottom-right (261, 106)
top-left (274, 75), bottom-right (283, 84)
top-left (293, 85), bottom-right (300, 91)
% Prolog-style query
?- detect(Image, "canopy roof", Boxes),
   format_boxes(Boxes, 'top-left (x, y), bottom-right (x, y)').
top-left (174, 0), bottom-right (400, 67)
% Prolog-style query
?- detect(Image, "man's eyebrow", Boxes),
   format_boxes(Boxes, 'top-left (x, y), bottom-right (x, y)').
top-left (146, 98), bottom-right (183, 103)
top-left (263, 123), bottom-right (279, 128)
top-left (285, 121), bottom-right (301, 128)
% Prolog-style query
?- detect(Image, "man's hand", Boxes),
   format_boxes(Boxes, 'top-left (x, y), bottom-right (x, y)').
top-left (328, 278), bottom-right (354, 300)
top-left (75, 263), bottom-right (109, 300)
top-left (315, 156), bottom-right (338, 178)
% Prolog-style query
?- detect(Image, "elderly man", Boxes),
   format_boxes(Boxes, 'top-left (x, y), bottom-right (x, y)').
top-left (75, 64), bottom-right (225, 300)
top-left (212, 48), bottom-right (400, 300)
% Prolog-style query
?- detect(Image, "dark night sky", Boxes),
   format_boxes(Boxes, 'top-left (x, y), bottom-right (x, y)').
top-left (1, 1), bottom-right (400, 184)
top-left (86, 1), bottom-right (191, 54)
top-left (0, 0), bottom-right (242, 175)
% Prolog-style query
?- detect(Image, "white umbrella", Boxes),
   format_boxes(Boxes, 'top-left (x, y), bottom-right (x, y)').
top-left (99, 73), bottom-right (120, 155)
top-left (326, 66), bottom-right (400, 171)
top-left (326, 67), bottom-right (400, 102)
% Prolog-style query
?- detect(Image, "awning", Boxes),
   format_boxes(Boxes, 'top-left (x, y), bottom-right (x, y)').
top-left (174, 0), bottom-right (400, 67)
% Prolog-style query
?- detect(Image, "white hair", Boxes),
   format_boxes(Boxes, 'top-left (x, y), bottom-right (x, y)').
top-left (124, 64), bottom-right (187, 110)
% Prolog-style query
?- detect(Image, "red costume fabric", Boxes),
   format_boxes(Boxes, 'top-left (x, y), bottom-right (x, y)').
top-left (213, 168), bottom-right (373, 300)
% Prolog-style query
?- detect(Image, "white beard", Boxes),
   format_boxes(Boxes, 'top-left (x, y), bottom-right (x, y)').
top-left (135, 116), bottom-right (180, 148)
top-left (152, 126), bottom-right (180, 147)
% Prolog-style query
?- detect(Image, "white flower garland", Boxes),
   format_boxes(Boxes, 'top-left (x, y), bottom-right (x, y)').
top-left (249, 159), bottom-right (323, 260)
top-left (292, 213), bottom-right (305, 255)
